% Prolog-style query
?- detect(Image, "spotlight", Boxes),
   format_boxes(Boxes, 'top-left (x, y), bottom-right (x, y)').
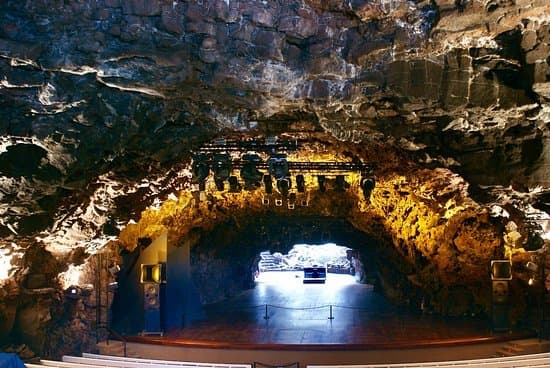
top-left (262, 197), bottom-right (269, 205)
top-left (335, 175), bottom-right (350, 191)
top-left (317, 175), bottom-right (326, 192)
top-left (228, 175), bottom-right (241, 192)
top-left (277, 177), bottom-right (291, 197)
top-left (263, 174), bottom-right (273, 194)
top-left (275, 198), bottom-right (283, 206)
top-left (296, 174), bottom-right (305, 193)
top-left (192, 154), bottom-right (210, 191)
top-left (212, 153), bottom-right (232, 191)
top-left (360, 175), bottom-right (375, 199)
top-left (288, 192), bottom-right (296, 209)
top-left (240, 153), bottom-right (263, 189)
top-left (65, 285), bottom-right (81, 299)
top-left (268, 153), bottom-right (289, 179)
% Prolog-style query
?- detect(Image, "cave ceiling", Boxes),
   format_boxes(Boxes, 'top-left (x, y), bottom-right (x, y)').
top-left (0, 0), bottom-right (548, 254)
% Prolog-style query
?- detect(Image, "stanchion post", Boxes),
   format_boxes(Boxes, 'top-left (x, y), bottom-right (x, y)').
top-left (264, 304), bottom-right (269, 320)
top-left (328, 305), bottom-right (334, 320)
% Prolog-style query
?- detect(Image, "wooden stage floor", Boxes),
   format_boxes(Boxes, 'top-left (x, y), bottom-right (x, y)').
top-left (130, 272), bottom-right (531, 349)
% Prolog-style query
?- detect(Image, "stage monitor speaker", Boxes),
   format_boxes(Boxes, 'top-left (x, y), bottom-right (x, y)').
top-left (492, 280), bottom-right (509, 304)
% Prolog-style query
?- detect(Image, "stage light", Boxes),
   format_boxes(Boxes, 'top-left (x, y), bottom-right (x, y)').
top-left (335, 175), bottom-right (350, 191)
top-left (65, 285), bottom-right (81, 299)
top-left (360, 175), bottom-right (375, 199)
top-left (277, 177), bottom-right (291, 197)
top-left (241, 153), bottom-right (263, 189)
top-left (192, 154), bottom-right (210, 191)
top-left (296, 174), bottom-right (305, 193)
top-left (317, 175), bottom-right (326, 192)
top-left (228, 175), bottom-right (241, 192)
top-left (263, 174), bottom-right (273, 194)
top-left (268, 153), bottom-right (289, 179)
top-left (212, 153), bottom-right (232, 191)
top-left (288, 192), bottom-right (296, 209)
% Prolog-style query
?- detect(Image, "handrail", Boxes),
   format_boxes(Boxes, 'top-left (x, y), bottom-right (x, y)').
top-left (107, 327), bottom-right (128, 357)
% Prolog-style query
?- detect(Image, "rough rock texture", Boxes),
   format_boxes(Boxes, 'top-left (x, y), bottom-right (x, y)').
top-left (0, 0), bottom-right (548, 356)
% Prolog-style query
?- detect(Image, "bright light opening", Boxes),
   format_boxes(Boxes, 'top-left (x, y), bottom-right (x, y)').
top-left (255, 243), bottom-right (358, 286)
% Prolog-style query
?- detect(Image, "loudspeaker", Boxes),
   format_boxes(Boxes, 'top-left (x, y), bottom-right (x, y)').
top-left (492, 280), bottom-right (509, 304)
top-left (492, 303), bottom-right (509, 332)
top-left (143, 283), bottom-right (162, 334)
top-left (144, 283), bottom-right (160, 310)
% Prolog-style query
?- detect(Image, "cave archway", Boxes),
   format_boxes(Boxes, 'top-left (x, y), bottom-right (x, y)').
top-left (113, 147), bottom-right (505, 333)
top-left (190, 216), bottom-right (390, 305)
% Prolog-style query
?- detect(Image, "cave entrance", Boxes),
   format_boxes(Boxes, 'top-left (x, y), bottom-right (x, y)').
top-left (255, 243), bottom-right (360, 286)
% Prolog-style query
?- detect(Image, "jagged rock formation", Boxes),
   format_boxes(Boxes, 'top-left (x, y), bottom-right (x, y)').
top-left (0, 0), bottom-right (548, 358)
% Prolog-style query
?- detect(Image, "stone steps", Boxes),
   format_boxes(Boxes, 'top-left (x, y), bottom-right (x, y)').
top-left (495, 338), bottom-right (550, 357)
top-left (96, 340), bottom-right (141, 358)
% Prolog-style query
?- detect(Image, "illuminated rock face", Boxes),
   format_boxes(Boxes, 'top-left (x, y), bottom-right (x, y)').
top-left (116, 145), bottom-right (502, 316)
top-left (0, 0), bottom-right (548, 357)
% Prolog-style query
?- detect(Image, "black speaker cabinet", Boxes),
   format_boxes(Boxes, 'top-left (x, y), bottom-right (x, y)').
top-left (143, 283), bottom-right (162, 334)
top-left (144, 283), bottom-right (160, 310)
top-left (492, 280), bottom-right (509, 304)
top-left (492, 303), bottom-right (510, 332)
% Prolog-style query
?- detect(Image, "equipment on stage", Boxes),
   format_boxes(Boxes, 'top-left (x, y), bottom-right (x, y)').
top-left (141, 264), bottom-right (166, 335)
top-left (303, 266), bottom-right (327, 284)
top-left (490, 260), bottom-right (512, 332)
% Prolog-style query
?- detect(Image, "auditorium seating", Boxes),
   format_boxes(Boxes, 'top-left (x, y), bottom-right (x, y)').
top-left (23, 351), bottom-right (550, 368)
top-left (308, 351), bottom-right (550, 367)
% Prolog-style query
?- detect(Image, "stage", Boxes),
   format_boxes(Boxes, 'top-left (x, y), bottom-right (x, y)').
top-left (106, 272), bottom-right (536, 366)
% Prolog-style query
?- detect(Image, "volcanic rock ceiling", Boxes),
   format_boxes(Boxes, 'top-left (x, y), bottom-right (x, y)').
top-left (0, 0), bottom-right (548, 259)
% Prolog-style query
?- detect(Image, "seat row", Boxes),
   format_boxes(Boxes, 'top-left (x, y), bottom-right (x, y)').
top-left (24, 351), bottom-right (550, 368)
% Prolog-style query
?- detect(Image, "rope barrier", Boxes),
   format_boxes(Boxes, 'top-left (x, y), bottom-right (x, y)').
top-left (186, 303), bottom-right (381, 321)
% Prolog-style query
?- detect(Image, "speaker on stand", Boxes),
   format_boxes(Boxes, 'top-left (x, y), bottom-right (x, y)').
top-left (141, 264), bottom-right (165, 336)
top-left (490, 260), bottom-right (512, 332)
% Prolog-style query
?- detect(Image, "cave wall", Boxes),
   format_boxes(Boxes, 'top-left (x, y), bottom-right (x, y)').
top-left (0, 0), bottom-right (548, 357)
top-left (0, 242), bottom-right (119, 358)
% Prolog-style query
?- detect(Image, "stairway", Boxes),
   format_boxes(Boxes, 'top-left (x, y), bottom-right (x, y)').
top-left (95, 340), bottom-right (141, 358)
top-left (258, 252), bottom-right (282, 272)
top-left (495, 338), bottom-right (550, 357)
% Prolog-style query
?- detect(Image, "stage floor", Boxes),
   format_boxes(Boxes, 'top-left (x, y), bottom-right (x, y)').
top-left (157, 272), bottom-right (522, 347)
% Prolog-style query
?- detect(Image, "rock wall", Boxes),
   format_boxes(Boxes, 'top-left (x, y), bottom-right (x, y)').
top-left (0, 242), bottom-right (119, 358)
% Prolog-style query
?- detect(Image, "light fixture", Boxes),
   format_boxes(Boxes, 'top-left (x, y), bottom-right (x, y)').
top-left (192, 154), bottom-right (210, 191)
top-left (277, 177), bottom-right (291, 197)
top-left (317, 175), bottom-right (326, 192)
top-left (65, 285), bottom-right (81, 299)
top-left (263, 174), bottom-right (273, 194)
top-left (335, 175), bottom-right (350, 191)
top-left (212, 153), bottom-right (232, 191)
top-left (268, 153), bottom-right (289, 179)
top-left (240, 153), bottom-right (263, 189)
top-left (296, 174), bottom-right (305, 193)
top-left (288, 192), bottom-right (296, 209)
top-left (360, 174), bottom-right (375, 199)
top-left (228, 175), bottom-right (241, 192)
